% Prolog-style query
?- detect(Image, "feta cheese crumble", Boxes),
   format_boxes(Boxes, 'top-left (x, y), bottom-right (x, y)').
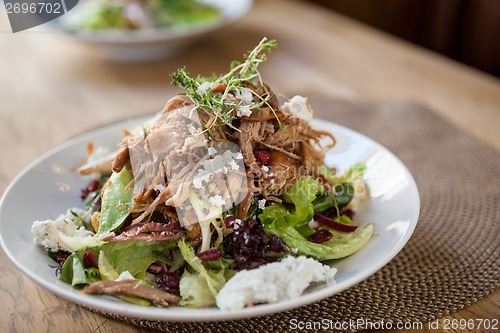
top-left (237, 105), bottom-right (252, 117)
top-left (233, 87), bottom-right (253, 104)
top-left (216, 256), bottom-right (337, 311)
top-left (233, 218), bottom-right (242, 230)
top-left (209, 195), bottom-right (226, 207)
top-left (258, 199), bottom-right (266, 209)
top-left (192, 149), bottom-right (244, 189)
top-left (116, 271), bottom-right (135, 281)
top-left (207, 146), bottom-right (217, 156)
top-left (196, 82), bottom-right (218, 96)
top-left (31, 208), bottom-right (95, 252)
top-left (281, 95), bottom-right (313, 121)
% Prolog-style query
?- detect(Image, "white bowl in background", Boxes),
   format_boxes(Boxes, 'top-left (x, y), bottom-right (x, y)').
top-left (49, 0), bottom-right (253, 62)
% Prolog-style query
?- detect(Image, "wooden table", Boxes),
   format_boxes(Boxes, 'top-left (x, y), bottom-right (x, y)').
top-left (0, 0), bottom-right (498, 332)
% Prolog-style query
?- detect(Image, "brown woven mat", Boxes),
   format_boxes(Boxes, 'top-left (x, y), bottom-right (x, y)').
top-left (88, 98), bottom-right (500, 332)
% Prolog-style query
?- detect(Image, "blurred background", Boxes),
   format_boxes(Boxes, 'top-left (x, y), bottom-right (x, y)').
top-left (302, 0), bottom-right (500, 78)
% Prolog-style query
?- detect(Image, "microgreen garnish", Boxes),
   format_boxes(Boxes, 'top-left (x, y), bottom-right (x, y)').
top-left (170, 37), bottom-right (280, 135)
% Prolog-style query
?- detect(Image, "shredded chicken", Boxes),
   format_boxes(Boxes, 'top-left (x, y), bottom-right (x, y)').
top-left (93, 84), bottom-right (334, 221)
top-left (77, 141), bottom-right (117, 175)
top-left (82, 280), bottom-right (179, 306)
top-left (101, 220), bottom-right (184, 242)
top-left (67, 40), bottom-right (344, 309)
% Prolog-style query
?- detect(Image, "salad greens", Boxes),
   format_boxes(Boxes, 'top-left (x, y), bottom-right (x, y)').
top-left (32, 38), bottom-right (375, 309)
top-left (260, 175), bottom-right (373, 261)
top-left (97, 168), bottom-right (134, 236)
top-left (60, 240), bottom-right (174, 285)
top-left (178, 239), bottom-right (226, 307)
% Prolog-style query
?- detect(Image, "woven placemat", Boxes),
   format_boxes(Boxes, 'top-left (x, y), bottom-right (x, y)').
top-left (88, 98), bottom-right (499, 332)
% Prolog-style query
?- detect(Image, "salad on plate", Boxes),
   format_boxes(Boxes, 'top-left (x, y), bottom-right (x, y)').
top-left (31, 38), bottom-right (374, 310)
top-left (59, 0), bottom-right (221, 31)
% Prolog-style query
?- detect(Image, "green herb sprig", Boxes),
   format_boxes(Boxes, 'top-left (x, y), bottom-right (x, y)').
top-left (171, 37), bottom-right (279, 134)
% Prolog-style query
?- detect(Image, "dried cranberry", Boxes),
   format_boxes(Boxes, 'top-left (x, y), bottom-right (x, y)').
top-left (55, 250), bottom-right (70, 263)
top-left (146, 261), bottom-right (180, 295)
top-left (254, 150), bottom-right (270, 165)
top-left (308, 229), bottom-right (333, 243)
top-left (88, 180), bottom-right (100, 192)
top-left (315, 174), bottom-right (328, 185)
top-left (51, 250), bottom-right (71, 263)
top-left (156, 272), bottom-right (180, 295)
top-left (342, 209), bottom-right (356, 219)
top-left (81, 180), bottom-right (100, 200)
top-left (265, 234), bottom-right (285, 252)
top-left (198, 249), bottom-right (222, 261)
top-left (321, 207), bottom-right (339, 218)
top-left (83, 251), bottom-right (98, 269)
top-left (224, 217), bottom-right (285, 269)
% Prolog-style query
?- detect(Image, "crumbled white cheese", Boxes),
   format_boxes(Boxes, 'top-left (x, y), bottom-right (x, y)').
top-left (196, 82), bottom-right (219, 96)
top-left (234, 87), bottom-right (253, 104)
top-left (209, 195), bottom-right (226, 207)
top-left (281, 95), bottom-right (313, 121)
top-left (237, 105), bottom-right (252, 117)
top-left (192, 173), bottom-right (211, 189)
top-left (261, 165), bottom-right (269, 172)
top-left (207, 146), bottom-right (217, 156)
top-left (233, 218), bottom-right (242, 230)
top-left (227, 160), bottom-right (240, 171)
top-left (308, 219), bottom-right (319, 229)
top-left (216, 256), bottom-right (337, 311)
top-left (193, 149), bottom-right (244, 188)
top-left (31, 208), bottom-right (94, 252)
top-left (258, 199), bottom-right (266, 210)
top-left (116, 271), bottom-right (135, 281)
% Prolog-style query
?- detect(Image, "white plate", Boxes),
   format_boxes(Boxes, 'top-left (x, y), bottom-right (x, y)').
top-left (49, 0), bottom-right (253, 61)
top-left (0, 116), bottom-right (420, 322)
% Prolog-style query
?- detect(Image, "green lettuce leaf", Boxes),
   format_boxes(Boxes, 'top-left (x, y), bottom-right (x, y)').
top-left (97, 250), bottom-right (153, 306)
top-left (97, 240), bottom-right (175, 279)
top-left (259, 175), bottom-right (374, 261)
top-left (97, 250), bottom-right (119, 280)
top-left (260, 176), bottom-right (319, 238)
top-left (178, 239), bottom-right (225, 308)
top-left (58, 233), bottom-right (104, 253)
top-left (60, 240), bottom-right (174, 285)
top-left (283, 176), bottom-right (320, 225)
top-left (60, 253), bottom-right (88, 286)
top-left (97, 168), bottom-right (134, 236)
top-left (319, 162), bottom-right (367, 184)
top-left (265, 221), bottom-right (374, 261)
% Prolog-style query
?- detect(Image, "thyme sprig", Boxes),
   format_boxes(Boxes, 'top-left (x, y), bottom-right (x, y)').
top-left (170, 37), bottom-right (279, 135)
